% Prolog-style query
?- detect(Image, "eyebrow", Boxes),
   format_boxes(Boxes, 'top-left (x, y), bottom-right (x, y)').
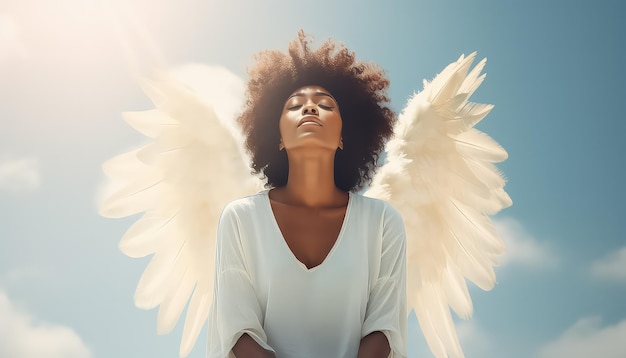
top-left (287, 92), bottom-right (337, 102)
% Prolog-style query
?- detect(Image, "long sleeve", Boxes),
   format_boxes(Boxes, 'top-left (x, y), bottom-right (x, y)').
top-left (206, 204), bottom-right (275, 358)
top-left (361, 205), bottom-right (408, 358)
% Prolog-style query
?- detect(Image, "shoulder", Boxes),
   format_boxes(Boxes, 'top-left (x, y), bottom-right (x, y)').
top-left (352, 194), bottom-right (405, 250)
top-left (219, 190), bottom-right (270, 222)
top-left (351, 193), bottom-right (404, 224)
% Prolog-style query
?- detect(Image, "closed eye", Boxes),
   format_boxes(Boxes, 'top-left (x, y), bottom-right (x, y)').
top-left (286, 104), bottom-right (333, 111)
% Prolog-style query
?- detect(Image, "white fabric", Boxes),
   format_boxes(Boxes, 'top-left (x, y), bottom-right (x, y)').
top-left (206, 190), bottom-right (407, 358)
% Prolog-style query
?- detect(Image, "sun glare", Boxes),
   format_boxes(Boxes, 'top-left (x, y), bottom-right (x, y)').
top-left (0, 13), bottom-right (26, 61)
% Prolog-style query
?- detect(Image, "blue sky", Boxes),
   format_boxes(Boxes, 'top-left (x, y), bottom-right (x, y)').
top-left (1, 0), bottom-right (625, 357)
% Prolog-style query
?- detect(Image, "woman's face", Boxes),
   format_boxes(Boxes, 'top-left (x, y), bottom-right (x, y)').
top-left (279, 85), bottom-right (343, 153)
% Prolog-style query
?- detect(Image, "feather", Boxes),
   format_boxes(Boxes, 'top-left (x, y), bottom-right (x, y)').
top-left (118, 211), bottom-right (175, 258)
top-left (100, 65), bottom-right (261, 356)
top-left (454, 129), bottom-right (508, 163)
top-left (366, 53), bottom-right (510, 357)
top-left (180, 281), bottom-right (212, 357)
top-left (123, 109), bottom-right (177, 139)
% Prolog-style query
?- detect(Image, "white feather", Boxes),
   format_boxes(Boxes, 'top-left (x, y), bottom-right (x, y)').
top-left (100, 66), bottom-right (261, 357)
top-left (118, 211), bottom-right (174, 258)
top-left (366, 52), bottom-right (511, 358)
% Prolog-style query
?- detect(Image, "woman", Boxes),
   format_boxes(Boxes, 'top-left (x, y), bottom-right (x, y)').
top-left (206, 32), bottom-right (407, 358)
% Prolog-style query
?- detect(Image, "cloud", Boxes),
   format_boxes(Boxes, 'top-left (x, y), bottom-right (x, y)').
top-left (590, 247), bottom-right (626, 283)
top-left (407, 315), bottom-right (497, 358)
top-left (493, 217), bottom-right (557, 269)
top-left (538, 316), bottom-right (626, 358)
top-left (0, 157), bottom-right (40, 193)
top-left (0, 291), bottom-right (92, 358)
top-left (456, 320), bottom-right (495, 358)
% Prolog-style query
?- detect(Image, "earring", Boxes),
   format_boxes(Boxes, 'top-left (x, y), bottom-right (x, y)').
top-left (279, 139), bottom-right (285, 151)
top-left (338, 137), bottom-right (344, 150)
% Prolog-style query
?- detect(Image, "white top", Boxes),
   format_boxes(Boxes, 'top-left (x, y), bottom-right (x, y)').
top-left (206, 190), bottom-right (407, 358)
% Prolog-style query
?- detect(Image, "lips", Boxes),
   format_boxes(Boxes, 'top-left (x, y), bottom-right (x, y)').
top-left (297, 116), bottom-right (322, 127)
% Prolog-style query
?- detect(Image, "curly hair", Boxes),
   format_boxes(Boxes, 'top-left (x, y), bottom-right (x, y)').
top-left (238, 31), bottom-right (395, 192)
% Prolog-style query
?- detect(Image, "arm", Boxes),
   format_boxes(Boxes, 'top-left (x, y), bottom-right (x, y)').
top-left (207, 205), bottom-right (275, 357)
top-left (233, 333), bottom-right (276, 358)
top-left (357, 331), bottom-right (391, 358)
top-left (360, 204), bottom-right (408, 357)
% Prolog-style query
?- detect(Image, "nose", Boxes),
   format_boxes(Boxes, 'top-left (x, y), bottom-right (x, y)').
top-left (302, 103), bottom-right (318, 115)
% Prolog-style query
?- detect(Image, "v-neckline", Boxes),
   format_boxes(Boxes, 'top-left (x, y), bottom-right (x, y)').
top-left (264, 189), bottom-right (353, 272)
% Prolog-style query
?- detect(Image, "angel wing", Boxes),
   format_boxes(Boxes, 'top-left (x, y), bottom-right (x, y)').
top-left (365, 53), bottom-right (512, 357)
top-left (100, 65), bottom-right (261, 357)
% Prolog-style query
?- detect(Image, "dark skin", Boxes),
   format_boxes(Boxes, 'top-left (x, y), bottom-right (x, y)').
top-left (232, 86), bottom-right (391, 358)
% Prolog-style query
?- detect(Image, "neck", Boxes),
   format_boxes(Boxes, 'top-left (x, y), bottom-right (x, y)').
top-left (278, 148), bottom-right (346, 208)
